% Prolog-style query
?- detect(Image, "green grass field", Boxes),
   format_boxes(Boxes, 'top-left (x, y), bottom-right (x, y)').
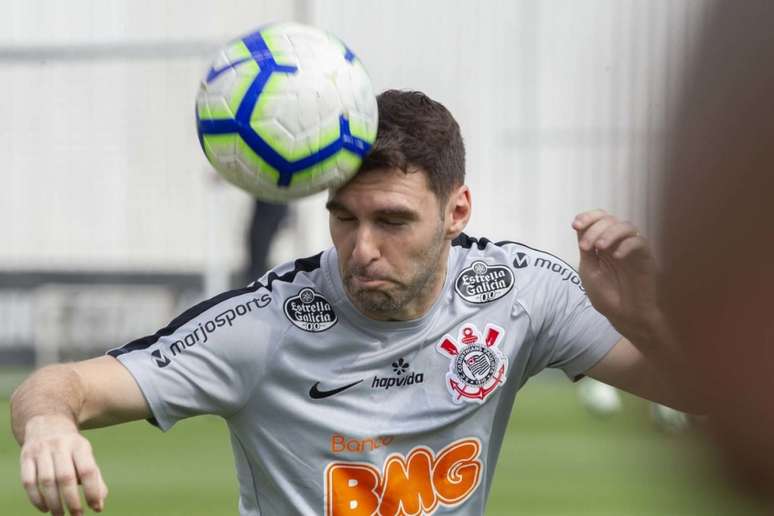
top-left (0, 372), bottom-right (763, 515)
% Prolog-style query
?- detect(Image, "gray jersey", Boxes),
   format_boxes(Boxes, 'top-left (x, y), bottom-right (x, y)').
top-left (109, 234), bottom-right (620, 515)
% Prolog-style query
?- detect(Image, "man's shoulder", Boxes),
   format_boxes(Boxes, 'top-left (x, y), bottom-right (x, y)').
top-left (451, 232), bottom-right (565, 265)
top-left (451, 233), bottom-right (584, 292)
top-left (163, 251), bottom-right (330, 333)
top-left (250, 251), bottom-right (327, 295)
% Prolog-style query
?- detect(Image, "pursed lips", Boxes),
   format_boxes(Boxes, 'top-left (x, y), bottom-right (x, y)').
top-left (347, 272), bottom-right (394, 289)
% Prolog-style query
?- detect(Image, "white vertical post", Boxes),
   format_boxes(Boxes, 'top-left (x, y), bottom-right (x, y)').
top-left (204, 168), bottom-right (231, 298)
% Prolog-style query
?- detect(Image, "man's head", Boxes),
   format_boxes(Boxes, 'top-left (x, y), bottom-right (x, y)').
top-left (327, 90), bottom-right (470, 321)
top-left (358, 89), bottom-right (466, 206)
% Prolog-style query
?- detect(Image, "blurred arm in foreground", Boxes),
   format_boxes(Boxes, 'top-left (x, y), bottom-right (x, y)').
top-left (570, 210), bottom-right (703, 415)
top-left (660, 0), bottom-right (774, 505)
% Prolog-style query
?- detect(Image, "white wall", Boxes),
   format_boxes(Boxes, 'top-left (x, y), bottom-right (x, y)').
top-left (1, 0), bottom-right (294, 273)
top-left (311, 0), bottom-right (708, 261)
top-left (1, 0), bottom-right (709, 275)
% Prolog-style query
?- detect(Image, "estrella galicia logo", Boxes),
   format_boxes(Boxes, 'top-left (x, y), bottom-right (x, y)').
top-left (454, 261), bottom-right (514, 304)
top-left (151, 349), bottom-right (171, 368)
top-left (284, 288), bottom-right (337, 332)
top-left (512, 252), bottom-right (529, 269)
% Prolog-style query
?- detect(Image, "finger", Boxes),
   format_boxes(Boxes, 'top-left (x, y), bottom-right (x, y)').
top-left (36, 452), bottom-right (64, 516)
top-left (20, 453), bottom-right (48, 512)
top-left (572, 209), bottom-right (609, 232)
top-left (576, 216), bottom-right (617, 252)
top-left (609, 235), bottom-right (649, 260)
top-left (100, 476), bottom-right (109, 511)
top-left (73, 443), bottom-right (106, 512)
top-left (53, 449), bottom-right (83, 516)
top-left (594, 221), bottom-right (639, 251)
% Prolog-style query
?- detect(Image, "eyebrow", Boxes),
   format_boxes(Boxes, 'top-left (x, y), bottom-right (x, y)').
top-left (325, 200), bottom-right (348, 212)
top-left (325, 200), bottom-right (420, 221)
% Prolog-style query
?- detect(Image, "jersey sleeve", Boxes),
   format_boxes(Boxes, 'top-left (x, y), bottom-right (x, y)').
top-left (510, 246), bottom-right (621, 381)
top-left (106, 285), bottom-right (280, 431)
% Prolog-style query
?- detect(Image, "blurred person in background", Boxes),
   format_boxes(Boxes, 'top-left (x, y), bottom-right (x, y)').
top-left (244, 199), bottom-right (288, 285)
top-left (660, 0), bottom-right (774, 506)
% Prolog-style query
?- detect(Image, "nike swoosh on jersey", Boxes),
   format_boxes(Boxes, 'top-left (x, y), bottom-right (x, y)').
top-left (309, 380), bottom-right (363, 399)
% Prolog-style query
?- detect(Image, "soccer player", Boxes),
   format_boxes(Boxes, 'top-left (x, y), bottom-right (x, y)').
top-left (11, 90), bottom-right (695, 516)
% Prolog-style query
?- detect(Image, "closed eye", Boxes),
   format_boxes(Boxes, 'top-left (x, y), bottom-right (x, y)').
top-left (379, 219), bottom-right (407, 227)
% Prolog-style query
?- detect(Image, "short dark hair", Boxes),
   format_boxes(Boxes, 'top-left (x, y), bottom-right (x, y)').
top-left (359, 90), bottom-right (465, 202)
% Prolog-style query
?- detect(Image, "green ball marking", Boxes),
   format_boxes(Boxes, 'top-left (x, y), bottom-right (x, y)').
top-left (235, 137), bottom-right (281, 185)
top-left (198, 42), bottom-right (259, 121)
top-left (318, 122), bottom-right (342, 152)
top-left (226, 60), bottom-right (260, 116)
top-left (289, 149), bottom-right (362, 191)
top-left (226, 40), bottom-right (253, 62)
top-left (202, 134), bottom-right (237, 167)
top-left (259, 26), bottom-right (302, 68)
top-left (198, 98), bottom-right (233, 121)
top-left (335, 149), bottom-right (364, 175)
top-left (288, 153), bottom-right (339, 190)
top-left (347, 115), bottom-right (377, 145)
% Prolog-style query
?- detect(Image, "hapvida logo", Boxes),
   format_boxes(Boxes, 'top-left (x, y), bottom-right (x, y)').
top-left (371, 371), bottom-right (424, 390)
top-left (371, 357), bottom-right (424, 390)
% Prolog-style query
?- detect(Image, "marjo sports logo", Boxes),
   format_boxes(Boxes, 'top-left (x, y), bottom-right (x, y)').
top-left (152, 294), bottom-right (271, 368)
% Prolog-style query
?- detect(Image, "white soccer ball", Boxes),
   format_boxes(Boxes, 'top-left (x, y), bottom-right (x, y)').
top-left (577, 378), bottom-right (622, 417)
top-left (650, 403), bottom-right (690, 433)
top-left (196, 22), bottom-right (379, 202)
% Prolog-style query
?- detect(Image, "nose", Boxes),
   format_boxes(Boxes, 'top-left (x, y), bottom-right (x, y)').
top-left (351, 224), bottom-right (380, 269)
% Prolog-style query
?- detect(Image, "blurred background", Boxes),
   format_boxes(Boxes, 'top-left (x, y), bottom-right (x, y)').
top-left (0, 0), bottom-right (766, 514)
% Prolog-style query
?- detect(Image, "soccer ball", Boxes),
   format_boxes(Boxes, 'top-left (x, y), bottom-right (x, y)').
top-left (196, 22), bottom-right (378, 202)
top-left (577, 378), bottom-right (622, 417)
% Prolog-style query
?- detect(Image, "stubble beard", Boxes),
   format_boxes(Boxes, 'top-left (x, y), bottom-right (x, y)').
top-left (344, 224), bottom-right (446, 320)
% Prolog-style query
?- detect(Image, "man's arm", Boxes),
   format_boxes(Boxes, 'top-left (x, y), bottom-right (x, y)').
top-left (571, 210), bottom-right (703, 414)
top-left (584, 337), bottom-right (702, 413)
top-left (10, 356), bottom-right (150, 515)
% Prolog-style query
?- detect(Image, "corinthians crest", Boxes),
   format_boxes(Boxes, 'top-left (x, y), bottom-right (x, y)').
top-left (436, 323), bottom-right (508, 404)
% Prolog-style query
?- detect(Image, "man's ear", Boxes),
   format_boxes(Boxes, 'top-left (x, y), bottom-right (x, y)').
top-left (444, 184), bottom-right (472, 239)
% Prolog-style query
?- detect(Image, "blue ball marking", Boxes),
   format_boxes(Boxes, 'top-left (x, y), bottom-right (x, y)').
top-left (205, 57), bottom-right (251, 84)
top-left (343, 46), bottom-right (356, 63)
